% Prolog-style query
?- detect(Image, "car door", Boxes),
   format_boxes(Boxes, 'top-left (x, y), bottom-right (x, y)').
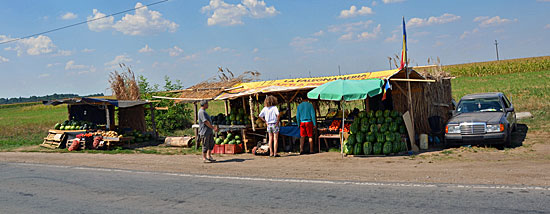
top-left (502, 95), bottom-right (516, 128)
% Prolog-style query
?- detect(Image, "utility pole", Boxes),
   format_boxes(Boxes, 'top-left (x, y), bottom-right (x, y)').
top-left (338, 65), bottom-right (341, 75)
top-left (494, 40), bottom-right (500, 61)
top-left (388, 57), bottom-right (392, 69)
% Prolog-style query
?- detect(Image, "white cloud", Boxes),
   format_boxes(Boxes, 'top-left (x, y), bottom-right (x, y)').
top-left (434, 41), bottom-right (444, 47)
top-left (168, 46), bottom-right (184, 56)
top-left (313, 30), bottom-right (324, 37)
top-left (385, 33), bottom-right (398, 42)
top-left (88, 3), bottom-right (178, 35)
top-left (113, 2), bottom-right (178, 35)
top-left (372, 1), bottom-right (378, 6)
top-left (289, 37), bottom-right (318, 53)
top-left (407, 13), bottom-right (461, 28)
top-left (3, 35), bottom-right (56, 56)
top-left (54, 50), bottom-right (72, 56)
top-left (537, 0), bottom-right (550, 2)
top-left (356, 24), bottom-right (381, 40)
top-left (181, 54), bottom-right (198, 62)
top-left (339, 5), bottom-right (373, 18)
top-left (61, 12), bottom-right (78, 20)
top-left (209, 46), bottom-right (230, 53)
top-left (87, 9), bottom-right (114, 32)
top-left (253, 56), bottom-right (265, 61)
top-left (65, 60), bottom-right (87, 70)
top-left (545, 24), bottom-right (550, 29)
top-left (252, 48), bottom-right (259, 53)
top-left (382, 0), bottom-right (405, 3)
top-left (474, 16), bottom-right (517, 28)
top-left (412, 31), bottom-right (430, 37)
top-left (460, 28), bottom-right (479, 39)
top-left (47, 62), bottom-right (62, 68)
top-left (339, 32), bottom-right (354, 41)
top-left (242, 0), bottom-right (279, 18)
top-left (105, 54), bottom-right (133, 69)
top-left (81, 48), bottom-right (95, 53)
top-left (328, 20), bottom-right (373, 33)
top-left (138, 44), bottom-right (153, 53)
top-left (201, 0), bottom-right (278, 26)
top-left (0, 56), bottom-right (9, 63)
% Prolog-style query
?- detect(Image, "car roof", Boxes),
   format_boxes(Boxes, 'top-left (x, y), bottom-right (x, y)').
top-left (461, 92), bottom-right (503, 100)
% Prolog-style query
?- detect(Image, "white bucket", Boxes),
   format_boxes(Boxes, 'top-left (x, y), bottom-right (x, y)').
top-left (420, 134), bottom-right (429, 150)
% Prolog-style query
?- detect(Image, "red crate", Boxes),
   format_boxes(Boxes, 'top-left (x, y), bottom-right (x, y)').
top-left (213, 144), bottom-right (225, 154)
top-left (224, 144), bottom-right (243, 154)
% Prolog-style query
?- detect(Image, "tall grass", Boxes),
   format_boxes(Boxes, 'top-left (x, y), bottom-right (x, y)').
top-left (443, 56), bottom-right (550, 77)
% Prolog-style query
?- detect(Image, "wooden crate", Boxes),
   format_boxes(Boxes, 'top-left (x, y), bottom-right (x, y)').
top-left (224, 144), bottom-right (243, 154)
top-left (41, 131), bottom-right (67, 149)
top-left (213, 144), bottom-right (225, 154)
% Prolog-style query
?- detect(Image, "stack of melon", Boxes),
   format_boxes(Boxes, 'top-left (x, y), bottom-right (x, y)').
top-left (344, 110), bottom-right (408, 156)
top-left (214, 132), bottom-right (243, 146)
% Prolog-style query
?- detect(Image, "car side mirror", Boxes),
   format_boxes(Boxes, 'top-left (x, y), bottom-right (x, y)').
top-left (506, 107), bottom-right (514, 112)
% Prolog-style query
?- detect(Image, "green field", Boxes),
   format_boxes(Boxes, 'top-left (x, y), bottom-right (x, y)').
top-left (1, 57), bottom-right (549, 151)
top-left (0, 104), bottom-right (67, 150)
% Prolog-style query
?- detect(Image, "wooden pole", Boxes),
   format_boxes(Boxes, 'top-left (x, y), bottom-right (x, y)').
top-left (193, 102), bottom-right (199, 150)
top-left (105, 104), bottom-right (110, 130)
top-left (150, 103), bottom-right (158, 139)
top-left (406, 67), bottom-right (419, 152)
top-left (224, 100), bottom-right (229, 115)
top-left (249, 96), bottom-right (256, 132)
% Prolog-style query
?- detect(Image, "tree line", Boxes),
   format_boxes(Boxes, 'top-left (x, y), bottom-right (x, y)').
top-left (0, 93), bottom-right (104, 105)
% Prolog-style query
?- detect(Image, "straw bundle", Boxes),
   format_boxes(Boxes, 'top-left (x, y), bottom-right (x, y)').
top-left (109, 64), bottom-right (140, 100)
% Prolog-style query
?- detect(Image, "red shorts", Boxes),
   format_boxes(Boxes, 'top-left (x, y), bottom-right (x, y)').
top-left (300, 122), bottom-right (314, 137)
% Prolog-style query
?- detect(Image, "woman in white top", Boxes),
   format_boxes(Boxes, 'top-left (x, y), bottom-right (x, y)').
top-left (259, 95), bottom-right (281, 157)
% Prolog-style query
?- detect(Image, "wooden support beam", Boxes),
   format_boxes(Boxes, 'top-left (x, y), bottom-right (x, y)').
top-left (390, 78), bottom-right (435, 83)
top-left (154, 107), bottom-right (168, 110)
top-left (249, 96), bottom-right (256, 132)
top-left (150, 103), bottom-right (158, 139)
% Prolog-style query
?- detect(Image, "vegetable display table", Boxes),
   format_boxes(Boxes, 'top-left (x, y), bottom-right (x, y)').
top-left (317, 134), bottom-right (341, 153)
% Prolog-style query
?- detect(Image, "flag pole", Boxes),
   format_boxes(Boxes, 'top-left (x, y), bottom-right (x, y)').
top-left (403, 16), bottom-right (418, 151)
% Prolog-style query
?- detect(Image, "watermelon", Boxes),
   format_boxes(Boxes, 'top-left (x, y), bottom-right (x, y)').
top-left (383, 142), bottom-right (392, 155)
top-left (222, 138), bottom-right (229, 145)
top-left (380, 123), bottom-right (388, 132)
top-left (363, 142), bottom-right (372, 155)
top-left (369, 124), bottom-right (377, 133)
top-left (373, 143), bottom-right (382, 155)
top-left (375, 110), bottom-right (383, 118)
top-left (348, 134), bottom-right (356, 145)
top-left (389, 122), bottom-right (398, 132)
top-left (358, 111), bottom-right (367, 119)
top-left (350, 122), bottom-right (359, 134)
top-left (343, 140), bottom-right (349, 154)
top-left (346, 142), bottom-right (354, 155)
top-left (356, 133), bottom-right (364, 143)
top-left (215, 138), bottom-right (222, 145)
top-left (235, 135), bottom-right (241, 140)
top-left (59, 126), bottom-right (65, 130)
top-left (367, 132), bottom-right (375, 142)
top-left (392, 141), bottom-right (400, 153)
top-left (226, 133), bottom-right (233, 140)
top-left (368, 111), bottom-right (374, 118)
top-left (385, 117), bottom-right (393, 124)
top-left (401, 141), bottom-right (408, 152)
top-left (383, 110), bottom-right (391, 118)
top-left (354, 143), bottom-right (362, 155)
top-left (235, 140), bottom-right (242, 145)
top-left (54, 123), bottom-right (61, 130)
top-left (369, 117), bottom-right (377, 125)
top-left (376, 133), bottom-right (385, 143)
top-left (360, 121), bottom-right (369, 132)
top-left (391, 110), bottom-right (399, 118)
top-left (229, 140), bottom-right (236, 145)
top-left (386, 133), bottom-right (394, 142)
top-left (377, 117), bottom-right (384, 124)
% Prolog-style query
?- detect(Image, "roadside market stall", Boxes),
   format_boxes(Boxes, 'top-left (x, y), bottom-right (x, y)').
top-left (41, 97), bottom-right (156, 150)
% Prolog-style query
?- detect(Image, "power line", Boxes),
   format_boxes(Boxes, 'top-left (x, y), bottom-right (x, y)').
top-left (0, 0), bottom-right (169, 45)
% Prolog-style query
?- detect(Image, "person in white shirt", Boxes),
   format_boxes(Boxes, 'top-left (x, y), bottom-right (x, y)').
top-left (259, 95), bottom-right (281, 157)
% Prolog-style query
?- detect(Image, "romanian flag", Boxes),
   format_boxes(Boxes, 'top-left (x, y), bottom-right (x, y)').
top-left (382, 80), bottom-right (392, 101)
top-left (399, 17), bottom-right (407, 70)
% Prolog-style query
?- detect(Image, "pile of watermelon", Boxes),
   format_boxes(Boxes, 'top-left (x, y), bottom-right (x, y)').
top-left (343, 110), bottom-right (408, 156)
top-left (54, 120), bottom-right (97, 130)
top-left (211, 109), bottom-right (251, 126)
top-left (214, 132), bottom-right (243, 146)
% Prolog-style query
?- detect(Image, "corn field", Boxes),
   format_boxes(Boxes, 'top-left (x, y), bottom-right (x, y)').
top-left (441, 56), bottom-right (550, 77)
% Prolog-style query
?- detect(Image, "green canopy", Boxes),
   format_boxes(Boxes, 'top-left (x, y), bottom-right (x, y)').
top-left (307, 79), bottom-right (384, 101)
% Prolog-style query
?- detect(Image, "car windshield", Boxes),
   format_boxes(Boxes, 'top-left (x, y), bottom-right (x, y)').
top-left (456, 98), bottom-right (503, 113)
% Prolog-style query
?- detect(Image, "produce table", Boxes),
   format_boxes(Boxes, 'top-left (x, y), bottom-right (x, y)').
top-left (317, 134), bottom-right (340, 153)
top-left (192, 124), bottom-right (250, 152)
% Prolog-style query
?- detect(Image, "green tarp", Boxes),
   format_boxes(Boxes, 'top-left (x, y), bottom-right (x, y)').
top-left (307, 79), bottom-right (384, 101)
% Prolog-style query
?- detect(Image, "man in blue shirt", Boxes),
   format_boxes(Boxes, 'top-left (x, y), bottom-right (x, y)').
top-left (296, 96), bottom-right (316, 154)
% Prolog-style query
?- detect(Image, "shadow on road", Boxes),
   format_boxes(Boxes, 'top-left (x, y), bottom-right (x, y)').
top-left (510, 124), bottom-right (528, 148)
top-left (216, 158), bottom-right (251, 163)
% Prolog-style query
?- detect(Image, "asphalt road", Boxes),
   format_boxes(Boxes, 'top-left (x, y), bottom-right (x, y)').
top-left (1, 162), bottom-right (549, 214)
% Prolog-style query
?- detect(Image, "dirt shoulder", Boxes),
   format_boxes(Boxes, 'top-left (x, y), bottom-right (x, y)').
top-left (2, 136), bottom-right (550, 187)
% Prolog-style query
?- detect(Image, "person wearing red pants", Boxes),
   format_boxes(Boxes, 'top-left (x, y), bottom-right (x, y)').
top-left (296, 96), bottom-right (316, 154)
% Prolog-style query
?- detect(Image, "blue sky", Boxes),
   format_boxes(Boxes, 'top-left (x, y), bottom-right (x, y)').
top-left (0, 0), bottom-right (549, 98)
